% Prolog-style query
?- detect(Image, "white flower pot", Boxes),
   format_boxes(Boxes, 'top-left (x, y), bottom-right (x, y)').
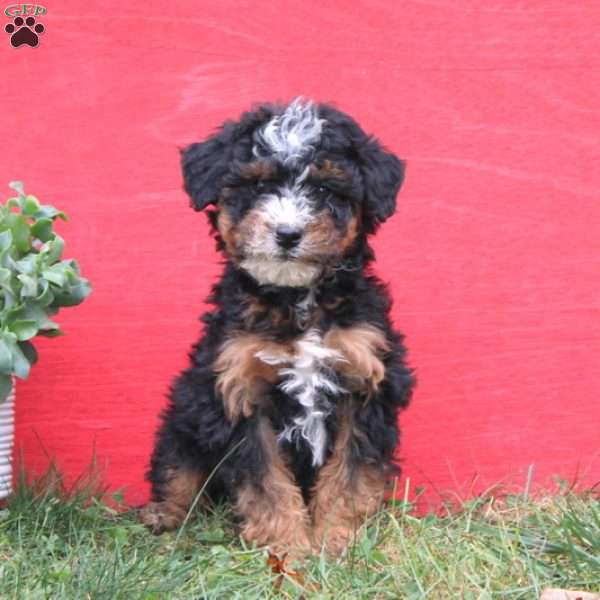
top-left (0, 382), bottom-right (15, 499)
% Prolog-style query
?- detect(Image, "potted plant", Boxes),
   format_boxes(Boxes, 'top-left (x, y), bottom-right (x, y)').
top-left (0, 182), bottom-right (91, 499)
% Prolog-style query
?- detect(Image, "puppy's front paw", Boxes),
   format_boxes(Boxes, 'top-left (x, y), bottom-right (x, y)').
top-left (313, 522), bottom-right (355, 556)
top-left (140, 501), bottom-right (186, 534)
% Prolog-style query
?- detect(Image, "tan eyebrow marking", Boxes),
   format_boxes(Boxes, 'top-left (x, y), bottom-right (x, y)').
top-left (309, 159), bottom-right (348, 181)
top-left (238, 160), bottom-right (277, 180)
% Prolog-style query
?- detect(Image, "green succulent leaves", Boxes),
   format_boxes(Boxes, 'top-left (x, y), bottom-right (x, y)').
top-left (0, 182), bottom-right (91, 401)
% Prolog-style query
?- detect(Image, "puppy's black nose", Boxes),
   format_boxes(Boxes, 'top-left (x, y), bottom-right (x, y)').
top-left (275, 226), bottom-right (302, 250)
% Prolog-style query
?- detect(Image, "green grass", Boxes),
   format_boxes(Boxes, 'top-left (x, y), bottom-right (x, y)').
top-left (0, 470), bottom-right (598, 599)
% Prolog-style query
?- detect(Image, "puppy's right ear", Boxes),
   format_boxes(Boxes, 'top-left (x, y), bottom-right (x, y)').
top-left (181, 124), bottom-right (235, 211)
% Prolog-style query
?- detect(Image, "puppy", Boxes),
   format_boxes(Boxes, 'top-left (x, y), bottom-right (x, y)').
top-left (141, 98), bottom-right (415, 555)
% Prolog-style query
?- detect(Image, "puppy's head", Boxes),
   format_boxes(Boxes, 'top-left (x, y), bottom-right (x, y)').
top-left (182, 98), bottom-right (405, 287)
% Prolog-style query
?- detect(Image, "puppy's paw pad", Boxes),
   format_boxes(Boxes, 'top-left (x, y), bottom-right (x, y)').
top-left (139, 502), bottom-right (182, 534)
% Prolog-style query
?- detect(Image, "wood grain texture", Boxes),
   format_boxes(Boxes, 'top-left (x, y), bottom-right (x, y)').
top-left (2, 1), bottom-right (599, 506)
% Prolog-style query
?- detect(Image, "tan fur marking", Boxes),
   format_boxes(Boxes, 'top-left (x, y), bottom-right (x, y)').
top-left (218, 205), bottom-right (273, 261)
top-left (214, 335), bottom-right (292, 421)
top-left (140, 468), bottom-right (205, 533)
top-left (310, 160), bottom-right (347, 181)
top-left (240, 297), bottom-right (266, 327)
top-left (303, 210), bottom-right (344, 253)
top-left (238, 160), bottom-right (276, 180)
top-left (322, 296), bottom-right (344, 311)
top-left (310, 404), bottom-right (385, 554)
top-left (216, 208), bottom-right (238, 255)
top-left (241, 296), bottom-right (286, 330)
top-left (235, 419), bottom-right (312, 554)
top-left (237, 208), bottom-right (270, 244)
top-left (324, 323), bottom-right (390, 392)
top-left (340, 215), bottom-right (359, 250)
top-left (304, 211), bottom-right (359, 256)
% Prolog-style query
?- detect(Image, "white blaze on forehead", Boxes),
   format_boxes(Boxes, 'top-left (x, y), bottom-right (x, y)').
top-left (254, 97), bottom-right (326, 165)
top-left (259, 181), bottom-right (313, 229)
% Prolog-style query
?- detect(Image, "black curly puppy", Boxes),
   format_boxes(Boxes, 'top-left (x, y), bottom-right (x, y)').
top-left (141, 98), bottom-right (415, 555)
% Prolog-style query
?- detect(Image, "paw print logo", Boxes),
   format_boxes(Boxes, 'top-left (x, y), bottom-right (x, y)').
top-left (5, 16), bottom-right (45, 48)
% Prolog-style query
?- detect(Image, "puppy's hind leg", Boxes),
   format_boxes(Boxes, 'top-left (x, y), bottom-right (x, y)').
top-left (141, 400), bottom-right (209, 532)
top-left (141, 466), bottom-right (205, 533)
top-left (141, 410), bottom-right (207, 533)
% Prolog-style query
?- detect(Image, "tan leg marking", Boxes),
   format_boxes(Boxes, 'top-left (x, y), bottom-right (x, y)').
top-left (324, 323), bottom-right (390, 393)
top-left (235, 419), bottom-right (312, 555)
top-left (214, 335), bottom-right (292, 421)
top-left (310, 404), bottom-right (385, 554)
top-left (140, 468), bottom-right (205, 533)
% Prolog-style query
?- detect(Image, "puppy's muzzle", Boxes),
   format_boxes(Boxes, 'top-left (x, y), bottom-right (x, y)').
top-left (275, 226), bottom-right (303, 250)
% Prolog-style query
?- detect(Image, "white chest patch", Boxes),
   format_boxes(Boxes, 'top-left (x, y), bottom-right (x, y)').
top-left (257, 328), bottom-right (346, 466)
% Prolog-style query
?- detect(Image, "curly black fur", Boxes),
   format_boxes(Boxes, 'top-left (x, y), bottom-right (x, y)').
top-left (145, 98), bottom-right (415, 542)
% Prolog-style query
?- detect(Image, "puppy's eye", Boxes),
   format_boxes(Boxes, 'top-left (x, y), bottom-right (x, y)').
top-left (255, 180), bottom-right (266, 191)
top-left (326, 195), bottom-right (350, 217)
top-left (316, 185), bottom-right (330, 196)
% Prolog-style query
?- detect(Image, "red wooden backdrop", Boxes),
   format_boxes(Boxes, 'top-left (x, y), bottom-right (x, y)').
top-left (2, 1), bottom-right (599, 507)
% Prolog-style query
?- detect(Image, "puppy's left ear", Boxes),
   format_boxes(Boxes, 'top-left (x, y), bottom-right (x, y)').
top-left (181, 124), bottom-right (235, 211)
top-left (360, 138), bottom-right (406, 226)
